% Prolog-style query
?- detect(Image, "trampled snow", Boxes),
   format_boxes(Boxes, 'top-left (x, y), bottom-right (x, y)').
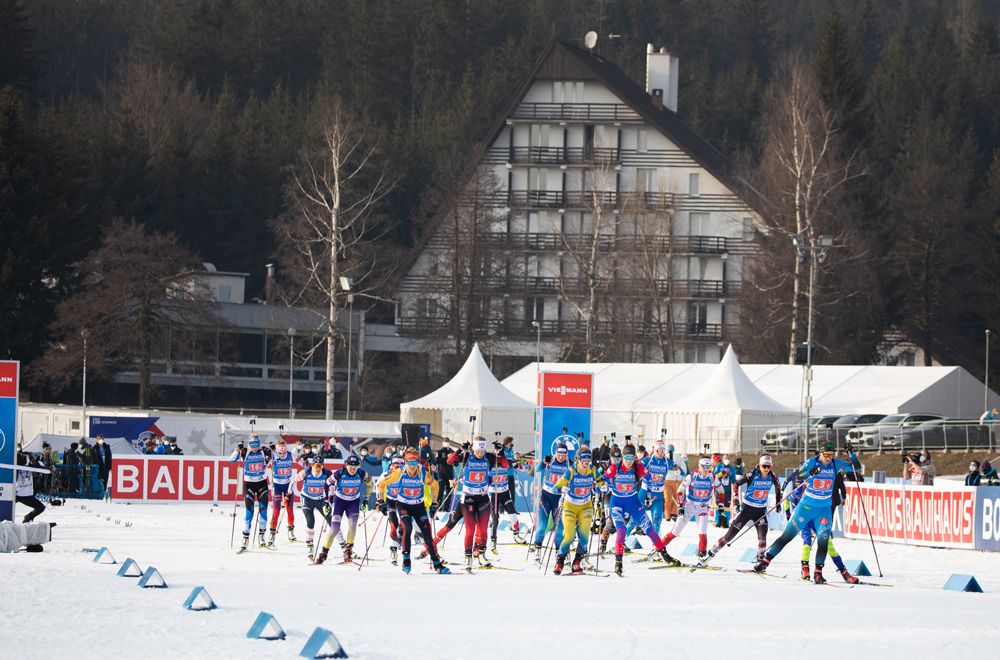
top-left (3, 500), bottom-right (999, 659)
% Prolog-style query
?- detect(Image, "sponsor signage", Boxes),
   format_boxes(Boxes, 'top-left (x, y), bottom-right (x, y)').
top-left (842, 482), bottom-right (976, 549)
top-left (109, 456), bottom-right (343, 502)
top-left (975, 486), bottom-right (1000, 551)
top-left (0, 361), bottom-right (18, 521)
top-left (537, 372), bottom-right (593, 463)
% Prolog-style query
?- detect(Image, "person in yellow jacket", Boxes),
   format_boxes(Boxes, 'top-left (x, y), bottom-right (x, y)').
top-left (551, 446), bottom-right (606, 575)
top-left (376, 448), bottom-right (449, 574)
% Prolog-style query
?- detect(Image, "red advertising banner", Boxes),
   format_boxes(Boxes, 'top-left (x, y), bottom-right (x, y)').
top-left (540, 372), bottom-right (593, 408)
top-left (843, 483), bottom-right (976, 549)
top-left (109, 456), bottom-right (343, 502)
top-left (0, 361), bottom-right (18, 398)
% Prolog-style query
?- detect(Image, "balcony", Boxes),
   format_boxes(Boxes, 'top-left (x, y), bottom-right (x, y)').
top-left (398, 274), bottom-right (740, 298)
top-left (497, 190), bottom-right (674, 211)
top-left (509, 103), bottom-right (643, 123)
top-left (507, 146), bottom-right (621, 167)
top-left (429, 232), bottom-right (730, 255)
top-left (396, 316), bottom-right (733, 342)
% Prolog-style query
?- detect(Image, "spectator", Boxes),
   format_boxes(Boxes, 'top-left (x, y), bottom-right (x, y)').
top-left (320, 439), bottom-right (341, 460)
top-left (435, 440), bottom-right (454, 505)
top-left (979, 407), bottom-right (999, 423)
top-left (64, 442), bottom-right (81, 493)
top-left (905, 451), bottom-right (935, 485)
top-left (981, 460), bottom-right (999, 486)
top-left (299, 443), bottom-right (315, 464)
top-left (594, 437), bottom-right (610, 464)
top-left (94, 435), bottom-right (113, 494)
top-left (168, 438), bottom-right (184, 455)
top-left (381, 446), bottom-right (395, 474)
top-left (966, 461), bottom-right (982, 486)
top-left (15, 452), bottom-right (46, 523)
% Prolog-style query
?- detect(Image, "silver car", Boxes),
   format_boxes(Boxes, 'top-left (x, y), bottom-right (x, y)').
top-left (847, 413), bottom-right (945, 449)
top-left (762, 416), bottom-right (840, 451)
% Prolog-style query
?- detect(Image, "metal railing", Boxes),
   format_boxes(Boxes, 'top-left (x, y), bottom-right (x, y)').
top-left (509, 103), bottom-right (643, 123)
top-left (753, 420), bottom-right (997, 453)
top-left (499, 190), bottom-right (675, 210)
top-left (395, 316), bottom-right (732, 341)
top-left (398, 274), bottom-right (739, 298)
top-left (428, 232), bottom-right (731, 255)
top-left (507, 146), bottom-right (621, 166)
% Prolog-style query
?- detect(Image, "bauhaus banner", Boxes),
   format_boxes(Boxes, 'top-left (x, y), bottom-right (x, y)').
top-left (842, 482), bottom-right (976, 549)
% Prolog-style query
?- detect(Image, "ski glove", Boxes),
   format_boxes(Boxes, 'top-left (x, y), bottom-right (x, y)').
top-left (377, 500), bottom-right (387, 515)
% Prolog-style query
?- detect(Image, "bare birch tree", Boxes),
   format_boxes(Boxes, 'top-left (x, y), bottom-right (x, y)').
top-left (271, 99), bottom-right (394, 418)
top-left (750, 55), bottom-right (866, 363)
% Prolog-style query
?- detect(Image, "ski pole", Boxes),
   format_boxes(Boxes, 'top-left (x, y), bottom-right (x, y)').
top-left (229, 488), bottom-right (241, 548)
top-left (541, 496), bottom-right (565, 574)
top-left (726, 475), bottom-right (810, 548)
top-left (847, 456), bottom-right (884, 577)
top-left (358, 513), bottom-right (385, 572)
top-left (360, 505), bottom-right (370, 565)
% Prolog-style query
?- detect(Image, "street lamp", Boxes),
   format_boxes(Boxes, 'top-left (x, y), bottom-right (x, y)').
top-left (81, 328), bottom-right (89, 411)
top-left (287, 327), bottom-right (296, 418)
top-left (793, 233), bottom-right (834, 461)
top-left (340, 277), bottom-right (354, 419)
top-left (986, 329), bottom-right (991, 413)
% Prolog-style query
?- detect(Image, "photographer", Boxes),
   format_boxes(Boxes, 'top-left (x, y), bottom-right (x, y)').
top-left (15, 452), bottom-right (47, 523)
top-left (904, 450), bottom-right (935, 485)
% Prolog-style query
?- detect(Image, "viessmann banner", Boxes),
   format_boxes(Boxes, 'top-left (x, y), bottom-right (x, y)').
top-left (842, 482), bottom-right (977, 549)
top-left (537, 372), bottom-right (593, 462)
top-left (110, 456), bottom-right (343, 502)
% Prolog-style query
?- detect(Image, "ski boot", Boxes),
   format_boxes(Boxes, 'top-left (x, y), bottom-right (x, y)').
top-left (813, 567), bottom-right (827, 585)
top-left (571, 555), bottom-right (584, 574)
top-left (417, 547), bottom-right (428, 560)
top-left (753, 556), bottom-right (771, 574)
top-left (531, 544), bottom-right (543, 563)
top-left (474, 547), bottom-right (492, 568)
top-left (659, 548), bottom-right (681, 567)
top-left (553, 554), bottom-right (566, 575)
top-left (267, 530), bottom-right (276, 548)
top-left (801, 561), bottom-right (811, 581)
top-left (287, 526), bottom-right (296, 542)
top-left (464, 551), bottom-right (475, 572)
top-left (306, 541), bottom-right (314, 556)
top-left (490, 538), bottom-right (498, 553)
top-left (512, 524), bottom-right (526, 544)
top-left (257, 530), bottom-right (267, 548)
top-left (239, 533), bottom-right (250, 552)
top-left (434, 559), bottom-right (451, 574)
top-left (598, 538), bottom-right (608, 555)
top-left (697, 548), bottom-right (717, 567)
top-left (314, 547), bottom-right (329, 565)
top-left (402, 553), bottom-right (412, 574)
top-left (389, 546), bottom-right (398, 566)
top-left (614, 554), bottom-right (624, 577)
top-left (839, 567), bottom-right (859, 584)
top-left (343, 543), bottom-right (353, 563)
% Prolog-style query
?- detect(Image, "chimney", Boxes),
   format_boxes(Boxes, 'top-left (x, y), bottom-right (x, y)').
top-left (265, 263), bottom-right (275, 305)
top-left (645, 44), bottom-right (679, 113)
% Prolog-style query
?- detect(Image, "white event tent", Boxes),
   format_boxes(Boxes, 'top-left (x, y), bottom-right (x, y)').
top-left (400, 344), bottom-right (536, 452)
top-left (501, 345), bottom-right (1000, 453)
top-left (632, 346), bottom-right (798, 453)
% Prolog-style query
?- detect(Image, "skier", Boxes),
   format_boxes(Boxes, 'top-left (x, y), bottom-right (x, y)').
top-left (660, 456), bottom-right (726, 559)
top-left (530, 442), bottom-right (570, 557)
top-left (754, 442), bottom-right (860, 583)
top-left (783, 461), bottom-right (859, 583)
top-left (713, 455), bottom-right (735, 528)
top-left (605, 444), bottom-right (676, 576)
top-left (267, 438), bottom-right (296, 546)
top-left (489, 443), bottom-right (522, 550)
top-left (639, 438), bottom-right (673, 536)
top-left (377, 455), bottom-right (405, 565)
top-left (699, 454), bottom-right (781, 565)
top-left (293, 456), bottom-right (333, 557)
top-left (552, 447), bottom-right (606, 574)
top-left (315, 455), bottom-right (373, 564)
top-left (598, 445), bottom-right (622, 554)
top-left (229, 434), bottom-right (272, 551)
top-left (377, 448), bottom-right (449, 574)
top-left (448, 436), bottom-right (509, 570)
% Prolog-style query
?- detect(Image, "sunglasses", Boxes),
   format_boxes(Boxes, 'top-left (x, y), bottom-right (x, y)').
top-left (760, 464), bottom-right (772, 469)
top-left (405, 460), bottom-right (419, 466)
top-left (821, 452), bottom-right (834, 459)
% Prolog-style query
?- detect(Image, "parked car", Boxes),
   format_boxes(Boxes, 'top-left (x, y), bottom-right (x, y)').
top-left (762, 415), bottom-right (841, 451)
top-left (896, 419), bottom-right (991, 450)
top-left (830, 414), bottom-right (888, 446)
top-left (847, 413), bottom-right (946, 449)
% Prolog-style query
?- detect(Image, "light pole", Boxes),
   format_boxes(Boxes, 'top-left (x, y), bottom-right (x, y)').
top-left (287, 327), bottom-right (296, 418)
top-left (793, 233), bottom-right (834, 461)
top-left (531, 319), bottom-right (543, 508)
top-left (81, 328), bottom-right (89, 411)
top-left (340, 276), bottom-right (354, 419)
top-left (985, 329), bottom-right (991, 413)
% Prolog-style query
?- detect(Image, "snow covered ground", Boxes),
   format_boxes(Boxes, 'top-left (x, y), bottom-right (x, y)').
top-left (4, 500), bottom-right (999, 660)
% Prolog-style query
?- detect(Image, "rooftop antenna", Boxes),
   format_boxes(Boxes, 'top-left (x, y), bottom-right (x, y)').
top-left (584, 30), bottom-right (598, 51)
